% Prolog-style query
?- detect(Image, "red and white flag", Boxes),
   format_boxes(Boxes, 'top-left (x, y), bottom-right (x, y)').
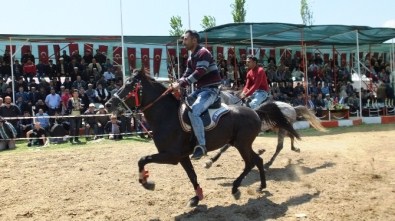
top-left (127, 47), bottom-right (136, 70)
top-left (53, 45), bottom-right (61, 61)
top-left (113, 46), bottom-right (123, 65)
top-left (153, 48), bottom-right (162, 75)
top-left (84, 43), bottom-right (93, 53)
top-left (38, 45), bottom-right (49, 64)
top-left (69, 43), bottom-right (79, 56)
top-left (141, 48), bottom-right (150, 70)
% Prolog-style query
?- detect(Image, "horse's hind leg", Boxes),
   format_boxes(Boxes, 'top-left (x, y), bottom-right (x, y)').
top-left (265, 128), bottom-right (286, 168)
top-left (232, 159), bottom-right (255, 197)
top-left (290, 136), bottom-right (300, 152)
top-left (180, 157), bottom-right (203, 207)
top-left (253, 152), bottom-right (266, 192)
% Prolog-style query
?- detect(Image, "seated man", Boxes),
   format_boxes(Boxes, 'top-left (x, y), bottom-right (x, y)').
top-left (26, 122), bottom-right (47, 147)
top-left (0, 116), bottom-right (17, 151)
top-left (104, 115), bottom-right (122, 140)
top-left (84, 103), bottom-right (98, 140)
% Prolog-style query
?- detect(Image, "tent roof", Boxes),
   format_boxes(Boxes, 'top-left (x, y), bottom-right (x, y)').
top-left (200, 22), bottom-right (395, 46)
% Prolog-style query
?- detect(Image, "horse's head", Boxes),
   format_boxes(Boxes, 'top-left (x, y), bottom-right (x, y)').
top-left (105, 69), bottom-right (148, 114)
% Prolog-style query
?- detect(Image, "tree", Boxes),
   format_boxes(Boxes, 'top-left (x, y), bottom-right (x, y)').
top-left (169, 16), bottom-right (185, 36)
top-left (231, 0), bottom-right (246, 23)
top-left (300, 0), bottom-right (314, 26)
top-left (201, 15), bottom-right (216, 30)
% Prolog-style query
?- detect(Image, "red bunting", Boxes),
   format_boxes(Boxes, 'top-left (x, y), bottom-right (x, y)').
top-left (153, 48), bottom-right (162, 76)
top-left (38, 45), bottom-right (49, 64)
top-left (141, 48), bottom-right (150, 70)
top-left (68, 43), bottom-right (79, 56)
top-left (206, 46), bottom-right (213, 54)
top-left (259, 48), bottom-right (266, 59)
top-left (239, 48), bottom-right (247, 60)
top-left (53, 45), bottom-right (60, 61)
top-left (341, 53), bottom-right (347, 66)
top-left (5, 45), bottom-right (16, 54)
top-left (127, 47), bottom-right (136, 70)
top-left (98, 45), bottom-right (108, 54)
top-left (269, 49), bottom-right (276, 58)
top-left (21, 45), bottom-right (31, 58)
top-left (113, 46), bottom-right (123, 65)
top-left (84, 43), bottom-right (93, 53)
top-left (216, 46), bottom-right (224, 60)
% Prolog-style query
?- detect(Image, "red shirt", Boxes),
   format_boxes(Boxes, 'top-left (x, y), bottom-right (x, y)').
top-left (243, 66), bottom-right (269, 97)
top-left (23, 63), bottom-right (36, 74)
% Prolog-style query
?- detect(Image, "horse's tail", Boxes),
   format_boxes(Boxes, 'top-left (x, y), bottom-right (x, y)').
top-left (294, 106), bottom-right (327, 132)
top-left (255, 102), bottom-right (301, 140)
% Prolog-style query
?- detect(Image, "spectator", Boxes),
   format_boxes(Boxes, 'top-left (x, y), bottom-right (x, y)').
top-left (0, 96), bottom-right (21, 135)
top-left (13, 60), bottom-right (23, 80)
top-left (0, 116), bottom-right (17, 151)
top-left (45, 59), bottom-right (57, 80)
top-left (84, 103), bottom-right (98, 140)
top-left (19, 111), bottom-right (33, 137)
top-left (35, 108), bottom-right (50, 131)
top-left (105, 114), bottom-right (122, 140)
top-left (67, 89), bottom-right (84, 144)
top-left (26, 122), bottom-right (47, 147)
top-left (94, 83), bottom-right (110, 104)
top-left (94, 49), bottom-right (107, 65)
top-left (61, 50), bottom-right (71, 63)
top-left (95, 104), bottom-right (108, 138)
top-left (21, 49), bottom-right (35, 64)
top-left (103, 67), bottom-right (115, 82)
top-left (22, 58), bottom-right (37, 83)
top-left (60, 88), bottom-right (71, 115)
top-left (72, 75), bottom-right (87, 90)
top-left (88, 58), bottom-right (102, 74)
top-left (45, 87), bottom-right (61, 123)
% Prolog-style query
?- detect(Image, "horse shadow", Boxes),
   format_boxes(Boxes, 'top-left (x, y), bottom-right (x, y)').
top-left (208, 160), bottom-right (335, 187)
top-left (174, 190), bottom-right (320, 221)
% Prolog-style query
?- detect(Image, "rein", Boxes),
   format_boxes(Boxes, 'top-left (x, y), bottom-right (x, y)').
top-left (115, 82), bottom-right (173, 114)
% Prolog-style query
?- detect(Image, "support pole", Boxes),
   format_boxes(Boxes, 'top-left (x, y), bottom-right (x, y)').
top-left (250, 24), bottom-right (254, 56)
top-left (119, 0), bottom-right (126, 83)
top-left (9, 37), bottom-right (15, 103)
top-left (356, 30), bottom-right (362, 118)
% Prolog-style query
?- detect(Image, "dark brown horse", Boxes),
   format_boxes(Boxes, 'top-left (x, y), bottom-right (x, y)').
top-left (105, 70), bottom-right (300, 207)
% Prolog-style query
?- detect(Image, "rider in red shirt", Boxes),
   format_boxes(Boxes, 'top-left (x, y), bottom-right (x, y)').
top-left (240, 55), bottom-right (270, 109)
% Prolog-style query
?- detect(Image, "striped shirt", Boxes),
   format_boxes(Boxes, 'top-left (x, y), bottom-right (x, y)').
top-left (179, 46), bottom-right (221, 89)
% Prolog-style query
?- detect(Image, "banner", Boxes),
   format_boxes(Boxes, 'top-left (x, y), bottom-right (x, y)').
top-left (53, 45), bottom-right (60, 61)
top-left (239, 48), bottom-right (247, 60)
top-left (98, 45), bottom-right (108, 54)
top-left (217, 46), bottom-right (224, 60)
top-left (84, 43), bottom-right (93, 53)
top-left (127, 47), bottom-right (136, 70)
top-left (141, 48), bottom-right (150, 70)
top-left (113, 46), bottom-right (123, 65)
top-left (38, 45), bottom-right (49, 64)
top-left (21, 45), bottom-right (31, 58)
top-left (153, 48), bottom-right (162, 76)
top-left (269, 49), bottom-right (276, 58)
top-left (259, 48), bottom-right (266, 59)
top-left (68, 43), bottom-right (79, 56)
top-left (341, 53), bottom-right (347, 66)
top-left (180, 48), bottom-right (188, 60)
top-left (206, 46), bottom-right (213, 54)
top-left (5, 45), bottom-right (16, 54)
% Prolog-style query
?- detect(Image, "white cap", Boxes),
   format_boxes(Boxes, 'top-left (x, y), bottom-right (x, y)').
top-left (99, 104), bottom-right (105, 109)
top-left (89, 103), bottom-right (95, 107)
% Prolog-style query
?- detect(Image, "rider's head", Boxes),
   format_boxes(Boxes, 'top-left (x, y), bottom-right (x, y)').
top-left (183, 30), bottom-right (200, 51)
top-left (246, 55), bottom-right (258, 69)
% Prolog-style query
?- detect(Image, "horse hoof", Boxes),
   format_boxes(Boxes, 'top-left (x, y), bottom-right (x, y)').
top-left (188, 196), bottom-right (200, 207)
top-left (142, 181), bottom-right (155, 190)
top-left (264, 163), bottom-right (271, 170)
top-left (204, 160), bottom-right (213, 169)
top-left (256, 185), bottom-right (266, 193)
top-left (292, 148), bottom-right (300, 153)
top-left (232, 189), bottom-right (241, 200)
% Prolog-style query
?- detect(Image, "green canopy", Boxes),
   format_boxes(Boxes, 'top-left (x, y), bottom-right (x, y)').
top-left (200, 22), bottom-right (395, 46)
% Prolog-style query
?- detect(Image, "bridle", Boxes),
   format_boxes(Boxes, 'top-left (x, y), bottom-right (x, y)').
top-left (113, 81), bottom-right (173, 114)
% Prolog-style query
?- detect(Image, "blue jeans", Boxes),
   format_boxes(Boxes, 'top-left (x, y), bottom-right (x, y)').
top-left (248, 90), bottom-right (269, 110)
top-left (187, 87), bottom-right (219, 147)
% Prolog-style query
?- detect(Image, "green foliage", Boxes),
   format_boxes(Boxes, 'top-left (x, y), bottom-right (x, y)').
top-left (201, 15), bottom-right (217, 30)
top-left (300, 0), bottom-right (314, 25)
top-left (169, 16), bottom-right (185, 37)
top-left (231, 0), bottom-right (246, 23)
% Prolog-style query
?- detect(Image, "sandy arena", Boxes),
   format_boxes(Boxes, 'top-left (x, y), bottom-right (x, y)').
top-left (0, 125), bottom-right (394, 221)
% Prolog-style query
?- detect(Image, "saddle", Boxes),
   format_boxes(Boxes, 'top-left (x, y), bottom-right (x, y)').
top-left (179, 98), bottom-right (230, 132)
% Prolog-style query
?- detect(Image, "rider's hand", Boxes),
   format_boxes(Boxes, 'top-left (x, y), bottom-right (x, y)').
top-left (171, 82), bottom-right (180, 90)
top-left (240, 92), bottom-right (246, 99)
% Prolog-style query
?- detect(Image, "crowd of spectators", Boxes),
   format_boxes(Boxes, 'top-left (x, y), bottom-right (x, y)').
top-left (0, 49), bottom-right (150, 150)
top-left (210, 52), bottom-right (394, 114)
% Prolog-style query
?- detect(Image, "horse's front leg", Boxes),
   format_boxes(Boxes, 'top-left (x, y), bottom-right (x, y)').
top-left (180, 157), bottom-right (203, 207)
top-left (138, 153), bottom-right (181, 190)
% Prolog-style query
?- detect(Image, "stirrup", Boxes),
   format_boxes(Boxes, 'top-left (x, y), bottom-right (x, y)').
top-left (191, 145), bottom-right (207, 160)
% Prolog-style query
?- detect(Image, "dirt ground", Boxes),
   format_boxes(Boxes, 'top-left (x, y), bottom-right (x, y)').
top-left (0, 125), bottom-right (395, 221)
